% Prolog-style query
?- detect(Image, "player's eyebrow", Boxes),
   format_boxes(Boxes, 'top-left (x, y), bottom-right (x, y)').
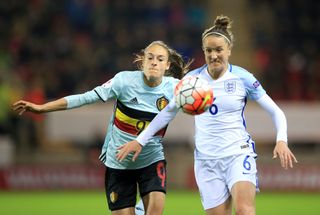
top-left (146, 52), bottom-right (166, 59)
top-left (203, 45), bottom-right (223, 49)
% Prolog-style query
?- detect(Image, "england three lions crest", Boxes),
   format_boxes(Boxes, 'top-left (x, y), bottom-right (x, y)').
top-left (224, 80), bottom-right (236, 94)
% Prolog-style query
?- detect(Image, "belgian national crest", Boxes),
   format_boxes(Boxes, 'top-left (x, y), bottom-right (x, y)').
top-left (110, 192), bottom-right (118, 203)
top-left (156, 96), bottom-right (169, 111)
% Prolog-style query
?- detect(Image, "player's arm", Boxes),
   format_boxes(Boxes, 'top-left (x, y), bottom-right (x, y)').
top-left (117, 100), bottom-right (178, 162)
top-left (12, 98), bottom-right (68, 115)
top-left (256, 94), bottom-right (298, 169)
top-left (12, 88), bottom-right (105, 115)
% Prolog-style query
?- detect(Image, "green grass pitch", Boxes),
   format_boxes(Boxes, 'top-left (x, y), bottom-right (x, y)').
top-left (0, 190), bottom-right (319, 214)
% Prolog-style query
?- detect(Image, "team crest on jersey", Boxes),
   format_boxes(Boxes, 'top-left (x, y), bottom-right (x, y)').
top-left (224, 80), bottom-right (236, 94)
top-left (110, 192), bottom-right (118, 203)
top-left (156, 96), bottom-right (169, 111)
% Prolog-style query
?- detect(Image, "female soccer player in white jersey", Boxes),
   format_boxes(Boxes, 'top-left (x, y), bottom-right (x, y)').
top-left (12, 40), bottom-right (191, 215)
top-left (117, 16), bottom-right (298, 215)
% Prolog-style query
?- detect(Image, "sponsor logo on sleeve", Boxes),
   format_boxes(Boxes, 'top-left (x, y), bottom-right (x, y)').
top-left (102, 79), bottom-right (113, 88)
top-left (253, 80), bottom-right (260, 88)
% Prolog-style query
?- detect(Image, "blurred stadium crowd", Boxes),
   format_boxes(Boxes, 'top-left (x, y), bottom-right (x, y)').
top-left (0, 0), bottom-right (207, 154)
top-left (0, 0), bottom-right (319, 153)
top-left (250, 0), bottom-right (320, 101)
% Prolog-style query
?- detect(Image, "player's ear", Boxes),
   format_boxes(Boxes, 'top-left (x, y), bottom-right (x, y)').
top-left (227, 48), bottom-right (231, 57)
top-left (166, 61), bottom-right (171, 70)
top-left (227, 44), bottom-right (232, 57)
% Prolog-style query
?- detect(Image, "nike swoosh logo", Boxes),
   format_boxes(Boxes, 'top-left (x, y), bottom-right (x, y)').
top-left (136, 207), bottom-right (144, 211)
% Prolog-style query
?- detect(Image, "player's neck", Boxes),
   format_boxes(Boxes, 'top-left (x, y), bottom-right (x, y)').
top-left (143, 76), bottom-right (162, 87)
top-left (208, 68), bottom-right (226, 80)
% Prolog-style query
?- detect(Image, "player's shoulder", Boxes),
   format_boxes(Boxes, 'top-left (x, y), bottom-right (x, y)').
top-left (230, 64), bottom-right (258, 84)
top-left (112, 70), bottom-right (142, 85)
top-left (163, 76), bottom-right (179, 85)
top-left (230, 64), bottom-right (265, 97)
top-left (230, 65), bottom-right (254, 79)
top-left (115, 70), bottom-right (141, 79)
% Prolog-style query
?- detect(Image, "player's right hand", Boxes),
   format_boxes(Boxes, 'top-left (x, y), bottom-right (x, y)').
top-left (12, 100), bottom-right (42, 115)
top-left (116, 140), bottom-right (142, 162)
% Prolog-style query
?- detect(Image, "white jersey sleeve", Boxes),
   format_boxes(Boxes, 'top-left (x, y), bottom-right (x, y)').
top-left (137, 99), bottom-right (179, 146)
top-left (256, 94), bottom-right (288, 142)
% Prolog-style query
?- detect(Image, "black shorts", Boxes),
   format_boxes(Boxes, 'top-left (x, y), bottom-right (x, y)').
top-left (105, 160), bottom-right (167, 211)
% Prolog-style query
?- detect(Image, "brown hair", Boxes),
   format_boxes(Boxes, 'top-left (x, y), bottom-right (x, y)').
top-left (134, 41), bottom-right (192, 79)
top-left (202, 15), bottom-right (234, 47)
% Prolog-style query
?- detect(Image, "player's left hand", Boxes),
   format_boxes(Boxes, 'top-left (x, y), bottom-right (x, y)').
top-left (273, 141), bottom-right (298, 169)
top-left (116, 140), bottom-right (142, 162)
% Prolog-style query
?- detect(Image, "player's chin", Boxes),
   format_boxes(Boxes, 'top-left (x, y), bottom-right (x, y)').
top-left (209, 63), bottom-right (224, 72)
top-left (145, 75), bottom-right (159, 82)
top-left (209, 61), bottom-right (221, 67)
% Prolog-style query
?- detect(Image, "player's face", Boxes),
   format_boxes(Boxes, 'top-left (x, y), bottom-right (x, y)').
top-left (202, 35), bottom-right (231, 79)
top-left (143, 44), bottom-right (170, 86)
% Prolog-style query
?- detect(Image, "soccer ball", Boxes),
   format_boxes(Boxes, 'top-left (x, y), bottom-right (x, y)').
top-left (174, 76), bottom-right (214, 115)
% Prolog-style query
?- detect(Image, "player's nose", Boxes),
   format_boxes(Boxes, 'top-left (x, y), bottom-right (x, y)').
top-left (151, 58), bottom-right (158, 64)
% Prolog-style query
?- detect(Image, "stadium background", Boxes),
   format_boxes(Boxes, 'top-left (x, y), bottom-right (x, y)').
top-left (0, 0), bottom-right (319, 214)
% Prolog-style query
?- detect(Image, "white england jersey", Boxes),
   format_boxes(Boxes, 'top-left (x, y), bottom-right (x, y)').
top-left (186, 64), bottom-right (265, 159)
top-left (137, 64), bottom-right (269, 159)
